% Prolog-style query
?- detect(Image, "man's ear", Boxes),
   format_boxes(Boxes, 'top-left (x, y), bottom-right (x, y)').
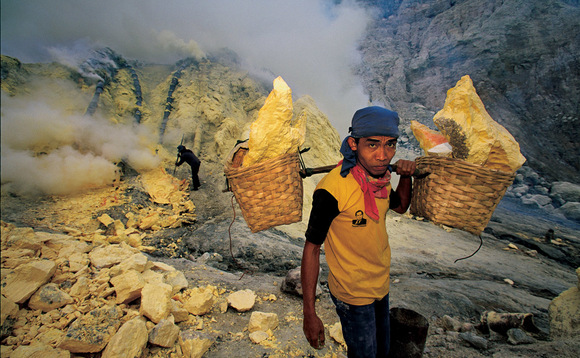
top-left (347, 137), bottom-right (358, 151)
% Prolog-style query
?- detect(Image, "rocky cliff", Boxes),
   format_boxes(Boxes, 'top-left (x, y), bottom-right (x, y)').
top-left (0, 52), bottom-right (341, 202)
top-left (356, 0), bottom-right (580, 183)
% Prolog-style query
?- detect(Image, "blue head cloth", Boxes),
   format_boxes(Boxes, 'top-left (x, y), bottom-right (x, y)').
top-left (339, 106), bottom-right (400, 177)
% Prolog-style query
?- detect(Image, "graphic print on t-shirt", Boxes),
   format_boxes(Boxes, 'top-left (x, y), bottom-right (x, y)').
top-left (351, 210), bottom-right (367, 227)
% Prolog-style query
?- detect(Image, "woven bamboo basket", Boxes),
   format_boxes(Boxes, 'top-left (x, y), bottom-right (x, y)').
top-left (224, 151), bottom-right (303, 233)
top-left (410, 156), bottom-right (516, 235)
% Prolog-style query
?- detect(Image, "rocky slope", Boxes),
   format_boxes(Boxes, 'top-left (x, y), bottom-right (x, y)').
top-left (356, 0), bottom-right (580, 183)
top-left (1, 12), bottom-right (580, 355)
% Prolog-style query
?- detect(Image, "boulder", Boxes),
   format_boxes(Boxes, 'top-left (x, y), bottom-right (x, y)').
top-left (329, 322), bottom-right (345, 346)
top-left (110, 269), bottom-right (145, 304)
top-left (149, 316), bottom-right (180, 348)
top-left (67, 252), bottom-right (89, 272)
top-left (59, 305), bottom-right (122, 353)
top-left (140, 282), bottom-right (172, 323)
top-left (4, 227), bottom-right (42, 251)
top-left (557, 202), bottom-right (580, 222)
top-left (1, 294), bottom-right (19, 326)
top-left (101, 316), bottom-right (148, 358)
top-left (88, 244), bottom-right (137, 269)
top-left (249, 330), bottom-right (269, 344)
top-left (3, 259), bottom-right (56, 303)
top-left (521, 194), bottom-right (552, 208)
top-left (113, 253), bottom-right (149, 275)
top-left (549, 283), bottom-right (580, 338)
top-left (280, 266), bottom-right (323, 297)
top-left (178, 330), bottom-right (213, 358)
top-left (69, 276), bottom-right (90, 299)
top-left (507, 328), bottom-right (536, 345)
top-left (227, 289), bottom-right (256, 312)
top-left (28, 283), bottom-right (73, 312)
top-left (550, 182), bottom-right (580, 203)
top-left (11, 342), bottom-right (70, 358)
top-left (183, 286), bottom-right (215, 316)
top-left (171, 300), bottom-right (190, 323)
top-left (163, 270), bottom-right (189, 295)
top-left (248, 311), bottom-right (279, 333)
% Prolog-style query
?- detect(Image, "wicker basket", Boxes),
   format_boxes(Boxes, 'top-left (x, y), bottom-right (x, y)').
top-left (224, 151), bottom-right (303, 233)
top-left (410, 156), bottom-right (515, 235)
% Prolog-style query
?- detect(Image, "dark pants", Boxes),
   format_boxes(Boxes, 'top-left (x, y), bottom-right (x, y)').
top-left (190, 163), bottom-right (200, 190)
top-left (331, 293), bottom-right (390, 358)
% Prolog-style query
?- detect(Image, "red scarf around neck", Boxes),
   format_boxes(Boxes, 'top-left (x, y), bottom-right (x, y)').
top-left (350, 164), bottom-right (391, 221)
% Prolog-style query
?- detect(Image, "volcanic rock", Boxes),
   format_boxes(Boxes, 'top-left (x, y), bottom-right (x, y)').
top-left (249, 330), bottom-right (270, 344)
top-left (0, 294), bottom-right (19, 327)
top-left (88, 243), bottom-right (138, 269)
top-left (59, 305), bottom-right (122, 353)
top-left (227, 289), bottom-right (256, 312)
top-left (548, 268), bottom-right (580, 338)
top-left (28, 283), bottom-right (73, 312)
top-left (182, 286), bottom-right (216, 316)
top-left (170, 300), bottom-right (190, 323)
top-left (149, 316), bottom-right (180, 348)
top-left (163, 270), bottom-right (189, 295)
top-left (248, 311), bottom-right (279, 333)
top-left (140, 282), bottom-right (173, 323)
top-left (110, 269), bottom-right (145, 304)
top-left (178, 330), bottom-right (213, 358)
top-left (101, 316), bottom-right (148, 358)
top-left (10, 342), bottom-right (70, 358)
top-left (3, 259), bottom-right (56, 304)
top-left (329, 322), bottom-right (345, 346)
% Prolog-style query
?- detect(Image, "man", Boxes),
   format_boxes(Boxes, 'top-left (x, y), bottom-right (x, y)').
top-left (352, 210), bottom-right (367, 227)
top-left (175, 145), bottom-right (201, 191)
top-left (301, 106), bottom-right (416, 357)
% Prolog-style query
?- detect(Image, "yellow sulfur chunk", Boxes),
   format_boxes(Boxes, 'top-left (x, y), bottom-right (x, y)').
top-left (433, 75), bottom-right (526, 172)
top-left (410, 120), bottom-right (450, 156)
top-left (242, 76), bottom-right (306, 167)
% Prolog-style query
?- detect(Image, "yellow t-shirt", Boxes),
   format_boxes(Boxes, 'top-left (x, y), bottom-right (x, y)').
top-left (316, 167), bottom-right (391, 305)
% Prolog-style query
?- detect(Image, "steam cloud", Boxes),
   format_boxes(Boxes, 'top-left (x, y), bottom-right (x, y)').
top-left (1, 0), bottom-right (375, 194)
top-left (1, 0), bottom-right (372, 132)
top-left (0, 90), bottom-right (160, 195)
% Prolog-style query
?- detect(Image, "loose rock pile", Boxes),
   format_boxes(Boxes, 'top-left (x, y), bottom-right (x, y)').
top-left (505, 167), bottom-right (580, 222)
top-left (0, 221), bottom-right (290, 357)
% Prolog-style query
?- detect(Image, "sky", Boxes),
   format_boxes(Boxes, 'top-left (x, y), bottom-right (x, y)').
top-left (0, 0), bottom-right (376, 195)
top-left (1, 0), bottom-right (374, 135)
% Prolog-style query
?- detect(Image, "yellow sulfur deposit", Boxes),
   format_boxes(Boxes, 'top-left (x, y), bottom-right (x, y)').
top-left (433, 75), bottom-right (526, 172)
top-left (242, 76), bottom-right (306, 167)
top-left (410, 120), bottom-right (452, 157)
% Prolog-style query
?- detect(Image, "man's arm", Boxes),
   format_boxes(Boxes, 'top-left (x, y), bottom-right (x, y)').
top-left (390, 159), bottom-right (416, 214)
top-left (301, 189), bottom-right (339, 349)
top-left (301, 241), bottom-right (325, 349)
top-left (175, 153), bottom-right (184, 166)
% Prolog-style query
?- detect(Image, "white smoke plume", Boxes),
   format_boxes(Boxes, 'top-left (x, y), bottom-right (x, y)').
top-left (0, 90), bottom-right (160, 196)
top-left (1, 0), bottom-right (374, 135)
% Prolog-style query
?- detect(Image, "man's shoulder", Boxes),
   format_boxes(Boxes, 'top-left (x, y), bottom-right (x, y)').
top-left (317, 167), bottom-right (356, 193)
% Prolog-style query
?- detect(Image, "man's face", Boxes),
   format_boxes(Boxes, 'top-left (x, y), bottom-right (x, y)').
top-left (347, 136), bottom-right (397, 177)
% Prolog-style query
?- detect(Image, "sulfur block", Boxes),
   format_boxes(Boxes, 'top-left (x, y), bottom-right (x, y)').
top-left (410, 120), bottom-right (449, 155)
top-left (433, 75), bottom-right (525, 172)
top-left (242, 76), bottom-right (305, 167)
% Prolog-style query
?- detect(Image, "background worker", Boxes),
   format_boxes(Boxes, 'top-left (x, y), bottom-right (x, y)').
top-left (176, 145), bottom-right (201, 191)
top-left (301, 106), bottom-right (416, 357)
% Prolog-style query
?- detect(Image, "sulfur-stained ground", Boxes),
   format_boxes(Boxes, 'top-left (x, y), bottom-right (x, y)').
top-left (2, 160), bottom-right (580, 357)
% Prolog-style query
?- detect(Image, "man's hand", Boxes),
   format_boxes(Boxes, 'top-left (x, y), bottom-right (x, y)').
top-left (393, 159), bottom-right (416, 177)
top-left (303, 313), bottom-right (325, 349)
